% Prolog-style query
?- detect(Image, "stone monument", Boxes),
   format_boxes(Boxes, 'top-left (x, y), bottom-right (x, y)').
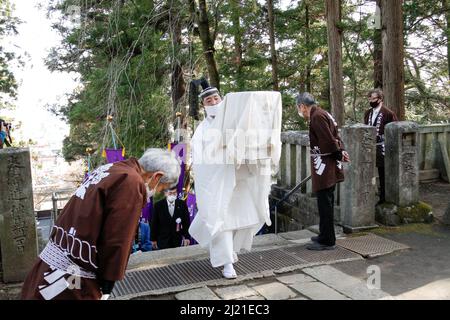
top-left (340, 124), bottom-right (378, 232)
top-left (0, 148), bottom-right (38, 283)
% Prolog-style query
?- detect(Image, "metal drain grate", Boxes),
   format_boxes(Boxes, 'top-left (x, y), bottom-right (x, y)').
top-left (234, 248), bottom-right (306, 274)
top-left (113, 259), bottom-right (222, 298)
top-left (284, 245), bottom-right (362, 263)
top-left (336, 234), bottom-right (409, 258)
top-left (112, 243), bottom-right (365, 299)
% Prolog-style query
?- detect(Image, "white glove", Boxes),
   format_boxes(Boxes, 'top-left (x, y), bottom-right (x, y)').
top-left (100, 294), bottom-right (110, 300)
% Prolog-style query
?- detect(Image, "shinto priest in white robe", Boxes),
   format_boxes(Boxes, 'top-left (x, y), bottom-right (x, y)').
top-left (189, 91), bottom-right (282, 267)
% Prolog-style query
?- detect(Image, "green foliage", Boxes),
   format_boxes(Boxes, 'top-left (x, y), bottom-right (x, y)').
top-left (0, 0), bottom-right (20, 109)
top-left (46, 0), bottom-right (449, 166)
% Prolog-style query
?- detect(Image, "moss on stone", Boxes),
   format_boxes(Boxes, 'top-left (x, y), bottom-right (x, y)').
top-left (397, 201), bottom-right (433, 224)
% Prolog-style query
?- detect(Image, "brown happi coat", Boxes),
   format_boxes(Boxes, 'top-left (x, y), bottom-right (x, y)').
top-left (309, 106), bottom-right (345, 193)
top-left (363, 106), bottom-right (398, 167)
top-left (21, 158), bottom-right (147, 300)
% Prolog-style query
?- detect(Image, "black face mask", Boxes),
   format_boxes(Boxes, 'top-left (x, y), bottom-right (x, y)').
top-left (370, 100), bottom-right (380, 108)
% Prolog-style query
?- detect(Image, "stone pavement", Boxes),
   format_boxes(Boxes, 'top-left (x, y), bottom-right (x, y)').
top-left (118, 227), bottom-right (417, 301)
top-left (2, 222), bottom-right (450, 300)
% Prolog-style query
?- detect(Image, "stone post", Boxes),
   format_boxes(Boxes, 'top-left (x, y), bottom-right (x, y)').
top-left (385, 121), bottom-right (419, 206)
top-left (0, 148), bottom-right (38, 283)
top-left (340, 124), bottom-right (378, 231)
top-left (278, 143), bottom-right (287, 186)
top-left (444, 200), bottom-right (450, 225)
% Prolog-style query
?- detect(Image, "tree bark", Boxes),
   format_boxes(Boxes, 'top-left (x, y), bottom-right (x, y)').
top-left (267, 0), bottom-right (279, 91)
top-left (381, 0), bottom-right (405, 120)
top-left (373, 0), bottom-right (383, 88)
top-left (196, 0), bottom-right (220, 90)
top-left (325, 0), bottom-right (344, 126)
top-left (444, 0), bottom-right (450, 79)
top-left (170, 12), bottom-right (185, 112)
top-left (305, 0), bottom-right (311, 92)
top-left (169, 1), bottom-right (187, 140)
top-left (230, 0), bottom-right (244, 88)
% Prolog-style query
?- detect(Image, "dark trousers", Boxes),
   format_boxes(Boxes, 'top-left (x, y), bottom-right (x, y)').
top-left (317, 185), bottom-right (336, 246)
top-left (377, 166), bottom-right (385, 203)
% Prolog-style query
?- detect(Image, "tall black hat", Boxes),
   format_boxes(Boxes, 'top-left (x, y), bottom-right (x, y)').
top-left (188, 77), bottom-right (220, 120)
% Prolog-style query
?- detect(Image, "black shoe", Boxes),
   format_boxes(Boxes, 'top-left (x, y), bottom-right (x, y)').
top-left (310, 236), bottom-right (320, 242)
top-left (306, 242), bottom-right (336, 251)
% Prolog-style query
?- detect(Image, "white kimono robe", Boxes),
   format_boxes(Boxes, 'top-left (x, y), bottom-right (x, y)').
top-left (188, 92), bottom-right (282, 266)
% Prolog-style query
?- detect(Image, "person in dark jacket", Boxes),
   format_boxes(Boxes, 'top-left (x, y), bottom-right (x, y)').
top-left (151, 188), bottom-right (191, 249)
top-left (363, 88), bottom-right (398, 204)
top-left (296, 92), bottom-right (350, 251)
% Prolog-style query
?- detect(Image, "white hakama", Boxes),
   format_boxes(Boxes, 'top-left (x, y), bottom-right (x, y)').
top-left (189, 91), bottom-right (282, 267)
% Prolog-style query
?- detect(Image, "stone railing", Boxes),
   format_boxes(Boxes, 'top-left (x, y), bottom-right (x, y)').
top-left (272, 121), bottom-right (441, 233)
top-left (418, 124), bottom-right (450, 182)
top-left (277, 131), bottom-right (311, 193)
top-left (271, 125), bottom-right (379, 233)
top-left (271, 131), bottom-right (318, 231)
top-left (272, 128), bottom-right (354, 231)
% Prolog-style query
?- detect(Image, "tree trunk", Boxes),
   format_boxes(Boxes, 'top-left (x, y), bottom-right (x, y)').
top-left (325, 0), bottom-right (344, 126)
top-left (230, 0), bottom-right (244, 88)
top-left (267, 0), bottom-right (279, 91)
top-left (381, 0), bottom-right (405, 120)
top-left (170, 16), bottom-right (185, 112)
top-left (444, 0), bottom-right (450, 79)
top-left (373, 0), bottom-right (383, 88)
top-left (305, 1), bottom-right (312, 92)
top-left (196, 0), bottom-right (220, 90)
top-left (169, 2), bottom-right (186, 140)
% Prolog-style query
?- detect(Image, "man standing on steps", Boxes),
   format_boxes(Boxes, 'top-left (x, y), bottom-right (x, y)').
top-left (296, 92), bottom-right (350, 251)
top-left (363, 88), bottom-right (398, 205)
top-left (189, 79), bottom-right (282, 278)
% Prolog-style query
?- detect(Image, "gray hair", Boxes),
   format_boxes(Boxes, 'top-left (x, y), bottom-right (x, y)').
top-left (139, 148), bottom-right (181, 187)
top-left (368, 88), bottom-right (384, 101)
top-left (296, 92), bottom-right (317, 107)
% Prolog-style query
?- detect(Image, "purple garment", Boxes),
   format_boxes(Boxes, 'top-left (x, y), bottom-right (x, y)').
top-left (170, 143), bottom-right (186, 198)
top-left (140, 198), bottom-right (153, 223)
top-left (186, 192), bottom-right (198, 245)
top-left (105, 148), bottom-right (124, 163)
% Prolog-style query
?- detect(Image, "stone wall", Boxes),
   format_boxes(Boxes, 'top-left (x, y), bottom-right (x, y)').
top-left (418, 124), bottom-right (450, 182)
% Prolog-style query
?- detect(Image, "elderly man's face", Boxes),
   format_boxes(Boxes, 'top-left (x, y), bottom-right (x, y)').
top-left (297, 104), bottom-right (310, 120)
top-left (144, 172), bottom-right (172, 193)
top-left (203, 94), bottom-right (222, 107)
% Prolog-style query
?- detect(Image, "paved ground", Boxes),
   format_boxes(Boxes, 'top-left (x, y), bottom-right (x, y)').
top-left (2, 181), bottom-right (449, 300)
top-left (126, 223), bottom-right (450, 300)
top-left (334, 224), bottom-right (450, 298)
top-left (122, 179), bottom-right (450, 301)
